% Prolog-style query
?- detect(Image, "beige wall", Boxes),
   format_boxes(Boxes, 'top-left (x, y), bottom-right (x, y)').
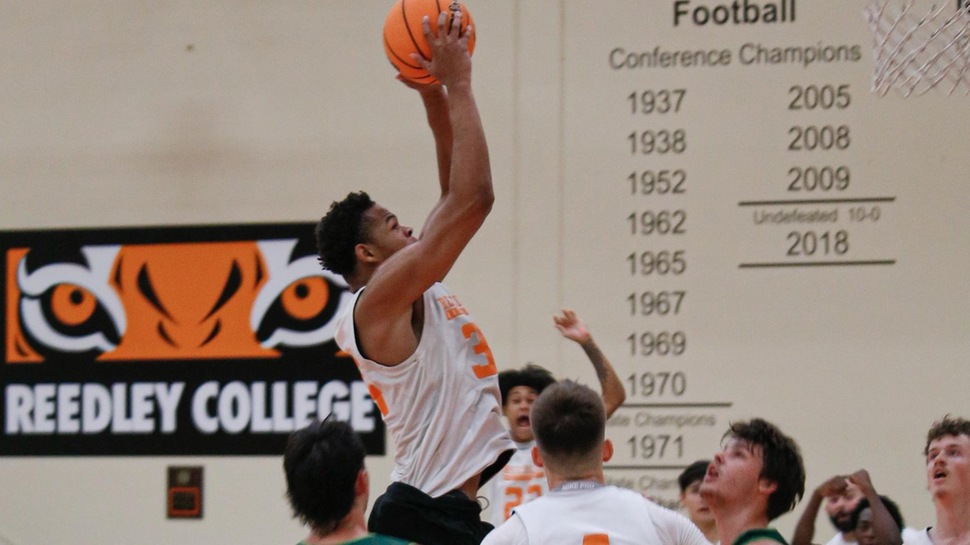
top-left (2, 1), bottom-right (967, 543)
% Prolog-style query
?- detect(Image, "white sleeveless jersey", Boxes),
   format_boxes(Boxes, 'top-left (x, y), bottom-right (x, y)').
top-left (487, 441), bottom-right (547, 526)
top-left (334, 283), bottom-right (514, 497)
top-left (506, 485), bottom-right (710, 545)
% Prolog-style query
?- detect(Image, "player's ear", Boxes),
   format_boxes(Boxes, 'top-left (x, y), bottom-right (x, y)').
top-left (758, 477), bottom-right (778, 496)
top-left (602, 439), bottom-right (614, 462)
top-left (355, 242), bottom-right (378, 264)
top-left (531, 445), bottom-right (544, 468)
top-left (355, 468), bottom-right (369, 496)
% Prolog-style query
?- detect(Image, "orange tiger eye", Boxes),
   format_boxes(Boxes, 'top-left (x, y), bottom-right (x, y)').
top-left (51, 284), bottom-right (97, 326)
top-left (280, 277), bottom-right (328, 320)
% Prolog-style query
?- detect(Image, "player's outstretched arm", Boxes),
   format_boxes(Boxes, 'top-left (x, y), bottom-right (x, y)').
top-left (355, 10), bottom-right (492, 364)
top-left (554, 309), bottom-right (626, 417)
top-left (410, 10), bottom-right (492, 277)
top-left (396, 75), bottom-right (453, 203)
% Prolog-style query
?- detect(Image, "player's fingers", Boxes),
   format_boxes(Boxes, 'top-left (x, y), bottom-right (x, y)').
top-left (436, 10), bottom-right (448, 40)
top-left (449, 10), bottom-right (462, 37)
top-left (421, 15), bottom-right (433, 40)
top-left (409, 52), bottom-right (430, 70)
top-left (457, 23), bottom-right (473, 46)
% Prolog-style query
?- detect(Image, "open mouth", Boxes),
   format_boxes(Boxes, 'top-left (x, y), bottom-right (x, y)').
top-left (515, 415), bottom-right (530, 428)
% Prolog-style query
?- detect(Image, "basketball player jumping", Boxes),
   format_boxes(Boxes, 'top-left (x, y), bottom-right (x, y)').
top-left (315, 9), bottom-right (513, 545)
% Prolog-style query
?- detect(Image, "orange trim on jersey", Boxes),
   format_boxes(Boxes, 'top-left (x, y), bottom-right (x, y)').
top-left (368, 383), bottom-right (389, 416)
top-left (436, 294), bottom-right (469, 320)
top-left (501, 472), bottom-right (545, 482)
top-left (583, 534), bottom-right (611, 545)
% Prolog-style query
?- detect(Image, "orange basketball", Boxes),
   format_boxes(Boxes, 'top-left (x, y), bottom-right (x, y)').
top-left (383, 0), bottom-right (476, 84)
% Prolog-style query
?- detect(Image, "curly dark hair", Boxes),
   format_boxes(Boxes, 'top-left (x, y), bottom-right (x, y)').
top-left (315, 191), bottom-right (375, 277)
top-left (498, 364), bottom-right (556, 407)
top-left (283, 417), bottom-right (365, 534)
top-left (726, 418), bottom-right (805, 521)
top-left (925, 415), bottom-right (970, 455)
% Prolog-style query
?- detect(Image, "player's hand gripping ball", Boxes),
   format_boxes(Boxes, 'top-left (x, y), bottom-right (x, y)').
top-left (383, 0), bottom-right (476, 84)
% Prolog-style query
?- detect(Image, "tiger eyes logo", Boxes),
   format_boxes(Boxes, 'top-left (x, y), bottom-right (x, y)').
top-left (7, 240), bottom-right (345, 362)
top-left (1, 224), bottom-right (384, 456)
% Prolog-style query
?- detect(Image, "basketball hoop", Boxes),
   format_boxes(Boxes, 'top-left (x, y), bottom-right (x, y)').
top-left (864, 1), bottom-right (970, 96)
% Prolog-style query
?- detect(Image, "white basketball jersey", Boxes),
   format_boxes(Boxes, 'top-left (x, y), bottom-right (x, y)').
top-left (335, 283), bottom-right (514, 497)
top-left (488, 441), bottom-right (547, 526)
top-left (513, 485), bottom-right (703, 545)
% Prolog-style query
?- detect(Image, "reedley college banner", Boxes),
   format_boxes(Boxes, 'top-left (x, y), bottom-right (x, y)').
top-left (1, 223), bottom-right (384, 455)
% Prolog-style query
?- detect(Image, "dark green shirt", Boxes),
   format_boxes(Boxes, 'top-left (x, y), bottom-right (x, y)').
top-left (733, 528), bottom-right (789, 545)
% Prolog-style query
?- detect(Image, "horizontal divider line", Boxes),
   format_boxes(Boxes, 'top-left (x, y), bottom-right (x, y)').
top-left (738, 197), bottom-right (896, 206)
top-left (618, 402), bottom-right (733, 408)
top-left (739, 260), bottom-right (896, 268)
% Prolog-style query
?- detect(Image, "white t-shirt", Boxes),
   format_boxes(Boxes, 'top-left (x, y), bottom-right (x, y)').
top-left (902, 528), bottom-right (931, 545)
top-left (826, 528), bottom-right (926, 545)
top-left (487, 440), bottom-right (547, 526)
top-left (335, 283), bottom-right (514, 497)
top-left (481, 484), bottom-right (710, 545)
top-left (824, 534), bottom-right (855, 545)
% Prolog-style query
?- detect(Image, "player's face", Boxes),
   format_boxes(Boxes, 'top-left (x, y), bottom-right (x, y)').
top-left (926, 433), bottom-right (970, 500)
top-left (854, 507), bottom-right (877, 545)
top-left (503, 385), bottom-right (539, 443)
top-left (681, 479), bottom-right (715, 528)
top-left (363, 204), bottom-right (417, 260)
top-left (825, 481), bottom-right (863, 532)
top-left (700, 437), bottom-right (765, 505)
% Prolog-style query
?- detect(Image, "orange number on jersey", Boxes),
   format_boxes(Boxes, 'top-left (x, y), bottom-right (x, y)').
top-left (503, 485), bottom-right (523, 519)
top-left (526, 484), bottom-right (543, 501)
top-left (461, 322), bottom-right (498, 378)
top-left (583, 534), bottom-right (610, 545)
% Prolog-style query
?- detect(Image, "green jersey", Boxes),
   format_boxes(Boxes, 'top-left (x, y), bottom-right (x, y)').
top-left (733, 528), bottom-right (789, 545)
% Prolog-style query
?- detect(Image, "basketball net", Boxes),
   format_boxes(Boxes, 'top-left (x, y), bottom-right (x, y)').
top-left (864, 1), bottom-right (970, 96)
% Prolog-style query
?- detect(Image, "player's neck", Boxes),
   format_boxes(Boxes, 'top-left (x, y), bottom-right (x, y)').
top-left (546, 468), bottom-right (605, 491)
top-left (712, 502), bottom-right (770, 545)
top-left (346, 274), bottom-right (366, 293)
top-left (346, 265), bottom-right (375, 293)
top-left (303, 510), bottom-right (369, 545)
top-left (933, 496), bottom-right (970, 543)
top-left (698, 521), bottom-right (720, 545)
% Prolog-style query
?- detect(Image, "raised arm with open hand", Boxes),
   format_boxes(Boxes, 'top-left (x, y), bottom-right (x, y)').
top-left (553, 309), bottom-right (626, 417)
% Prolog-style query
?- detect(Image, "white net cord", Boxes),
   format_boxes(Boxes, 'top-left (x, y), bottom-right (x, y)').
top-left (865, 1), bottom-right (970, 96)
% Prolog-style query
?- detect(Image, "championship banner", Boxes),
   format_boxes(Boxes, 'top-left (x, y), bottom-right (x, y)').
top-left (1, 223), bottom-right (384, 456)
